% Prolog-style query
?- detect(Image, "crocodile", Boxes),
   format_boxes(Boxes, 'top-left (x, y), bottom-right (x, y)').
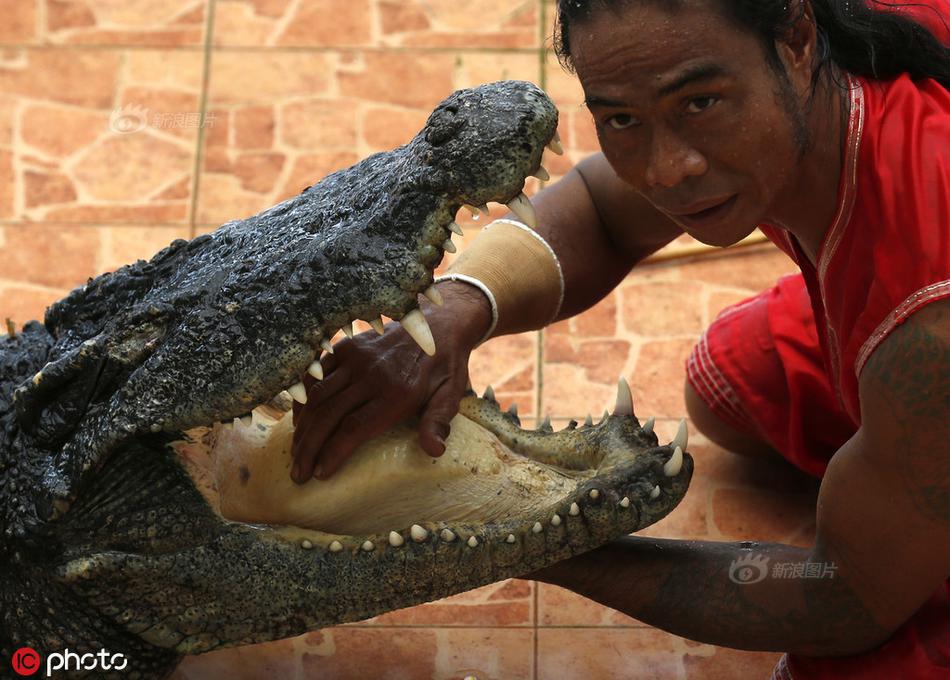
top-left (0, 80), bottom-right (693, 679)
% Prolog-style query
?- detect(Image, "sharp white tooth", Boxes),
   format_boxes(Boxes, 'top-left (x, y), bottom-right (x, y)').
top-left (389, 531), bottom-right (404, 547)
top-left (400, 308), bottom-right (436, 356)
top-left (448, 221), bottom-right (464, 235)
top-left (506, 192), bottom-right (538, 229)
top-left (547, 130), bottom-right (564, 155)
top-left (342, 322), bottom-right (354, 338)
top-left (541, 415), bottom-right (552, 430)
top-left (467, 536), bottom-right (479, 548)
top-left (650, 485), bottom-right (661, 499)
top-left (411, 524), bottom-right (429, 542)
top-left (484, 385), bottom-right (495, 402)
top-left (301, 539), bottom-right (314, 550)
top-left (370, 317), bottom-right (386, 335)
top-left (664, 445), bottom-right (684, 477)
top-left (601, 409), bottom-right (609, 423)
top-left (240, 415), bottom-right (252, 428)
top-left (443, 238), bottom-right (457, 254)
top-left (329, 541), bottom-right (343, 553)
top-left (673, 418), bottom-right (688, 451)
top-left (532, 522), bottom-right (543, 534)
top-left (440, 528), bottom-right (456, 542)
top-left (287, 382), bottom-right (308, 404)
top-left (308, 360), bottom-right (324, 380)
top-left (569, 502), bottom-right (580, 516)
top-left (506, 533), bottom-right (516, 544)
top-left (321, 339), bottom-right (334, 354)
top-left (424, 285), bottom-right (444, 307)
top-left (508, 403), bottom-right (519, 417)
top-left (551, 514), bottom-right (562, 526)
top-left (613, 377), bottom-right (634, 417)
top-left (589, 488), bottom-right (600, 501)
top-left (620, 496), bottom-right (630, 508)
top-left (643, 417), bottom-right (655, 435)
top-left (584, 414), bottom-right (593, 427)
top-left (532, 165), bottom-right (550, 181)
top-left (361, 540), bottom-right (375, 552)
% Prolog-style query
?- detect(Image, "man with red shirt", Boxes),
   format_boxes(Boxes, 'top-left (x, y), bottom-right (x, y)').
top-left (291, 0), bottom-right (950, 676)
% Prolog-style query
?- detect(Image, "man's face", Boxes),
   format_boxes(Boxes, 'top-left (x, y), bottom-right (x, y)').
top-left (570, 0), bottom-right (810, 246)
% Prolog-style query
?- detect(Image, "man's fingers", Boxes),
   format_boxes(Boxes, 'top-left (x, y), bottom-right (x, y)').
top-left (303, 362), bottom-right (350, 405)
top-left (418, 379), bottom-right (463, 458)
top-left (291, 382), bottom-right (373, 482)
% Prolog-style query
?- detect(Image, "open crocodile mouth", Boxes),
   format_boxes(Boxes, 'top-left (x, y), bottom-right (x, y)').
top-left (1, 81), bottom-right (693, 673)
top-left (178, 381), bottom-right (691, 557)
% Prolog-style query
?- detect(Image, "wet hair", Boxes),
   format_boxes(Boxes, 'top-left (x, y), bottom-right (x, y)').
top-left (554, 0), bottom-right (950, 90)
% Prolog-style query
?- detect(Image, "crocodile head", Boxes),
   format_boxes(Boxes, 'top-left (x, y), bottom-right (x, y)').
top-left (0, 80), bottom-right (693, 677)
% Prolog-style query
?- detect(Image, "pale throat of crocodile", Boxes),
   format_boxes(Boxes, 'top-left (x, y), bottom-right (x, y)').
top-left (175, 405), bottom-right (592, 537)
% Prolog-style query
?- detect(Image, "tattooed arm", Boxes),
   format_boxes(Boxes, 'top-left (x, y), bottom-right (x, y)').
top-left (532, 298), bottom-right (950, 656)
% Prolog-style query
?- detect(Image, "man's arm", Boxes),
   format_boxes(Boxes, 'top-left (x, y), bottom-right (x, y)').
top-left (535, 152), bottom-right (683, 323)
top-left (438, 152), bottom-right (682, 338)
top-left (533, 299), bottom-right (950, 655)
top-left (292, 153), bottom-right (681, 477)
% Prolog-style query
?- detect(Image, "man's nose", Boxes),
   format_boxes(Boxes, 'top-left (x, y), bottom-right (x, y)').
top-left (644, 129), bottom-right (708, 188)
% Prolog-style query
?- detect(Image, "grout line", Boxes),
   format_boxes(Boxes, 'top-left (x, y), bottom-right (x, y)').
top-left (188, 0), bottom-right (217, 239)
top-left (0, 221), bottom-right (191, 230)
top-left (534, 4), bottom-right (548, 677)
top-left (0, 43), bottom-right (541, 55)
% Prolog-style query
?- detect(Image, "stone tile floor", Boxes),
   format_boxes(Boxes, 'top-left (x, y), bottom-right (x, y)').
top-left (0, 1), bottom-right (819, 677)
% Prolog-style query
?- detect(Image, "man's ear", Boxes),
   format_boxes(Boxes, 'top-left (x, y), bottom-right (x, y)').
top-left (775, 0), bottom-right (820, 95)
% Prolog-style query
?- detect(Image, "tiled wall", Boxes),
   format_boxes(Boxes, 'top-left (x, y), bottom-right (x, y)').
top-left (1, 2), bottom-right (817, 678)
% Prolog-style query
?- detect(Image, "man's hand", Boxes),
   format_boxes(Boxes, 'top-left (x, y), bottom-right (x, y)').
top-left (290, 281), bottom-right (493, 483)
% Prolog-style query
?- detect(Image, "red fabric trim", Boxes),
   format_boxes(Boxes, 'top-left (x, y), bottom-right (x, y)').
top-left (854, 280), bottom-right (950, 378)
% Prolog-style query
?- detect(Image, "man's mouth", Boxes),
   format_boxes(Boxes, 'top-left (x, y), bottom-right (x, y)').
top-left (666, 195), bottom-right (738, 229)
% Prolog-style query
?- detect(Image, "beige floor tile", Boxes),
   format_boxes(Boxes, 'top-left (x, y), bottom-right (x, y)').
top-left (175, 627), bottom-right (534, 680)
top-left (678, 245), bottom-right (799, 293)
top-left (538, 582), bottom-right (641, 627)
top-left (538, 627), bottom-right (782, 680)
top-left (682, 640), bottom-right (783, 680)
top-left (711, 486), bottom-right (817, 543)
top-left (0, 48), bottom-right (203, 224)
top-left (197, 48), bottom-right (540, 225)
top-left (538, 628), bottom-right (687, 680)
top-left (0, 0), bottom-right (207, 46)
top-left (0, 223), bottom-right (189, 321)
top-left (213, 0), bottom-right (539, 49)
top-left (366, 579), bottom-right (533, 626)
top-left (51, 0), bottom-right (206, 45)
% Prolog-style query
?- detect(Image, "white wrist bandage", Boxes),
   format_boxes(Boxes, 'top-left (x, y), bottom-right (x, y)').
top-left (435, 218), bottom-right (564, 345)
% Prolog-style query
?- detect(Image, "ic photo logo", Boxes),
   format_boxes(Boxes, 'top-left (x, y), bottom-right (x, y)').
top-left (11, 647), bottom-right (40, 676)
top-left (10, 647), bottom-right (128, 677)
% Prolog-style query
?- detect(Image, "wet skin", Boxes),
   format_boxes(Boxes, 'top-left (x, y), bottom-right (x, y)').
top-left (570, 0), bottom-right (847, 260)
top-left (292, 0), bottom-right (950, 659)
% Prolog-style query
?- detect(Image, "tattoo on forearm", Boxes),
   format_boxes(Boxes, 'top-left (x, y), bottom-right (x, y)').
top-left (636, 541), bottom-right (888, 655)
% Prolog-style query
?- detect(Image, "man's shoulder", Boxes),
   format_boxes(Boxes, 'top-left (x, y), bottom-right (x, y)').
top-left (857, 72), bottom-right (950, 173)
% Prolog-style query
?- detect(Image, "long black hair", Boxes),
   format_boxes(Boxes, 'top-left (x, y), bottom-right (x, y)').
top-left (554, 0), bottom-right (950, 89)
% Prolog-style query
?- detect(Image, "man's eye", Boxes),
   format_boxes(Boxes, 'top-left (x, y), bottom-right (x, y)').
top-left (607, 114), bottom-right (638, 130)
top-left (686, 96), bottom-right (719, 114)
